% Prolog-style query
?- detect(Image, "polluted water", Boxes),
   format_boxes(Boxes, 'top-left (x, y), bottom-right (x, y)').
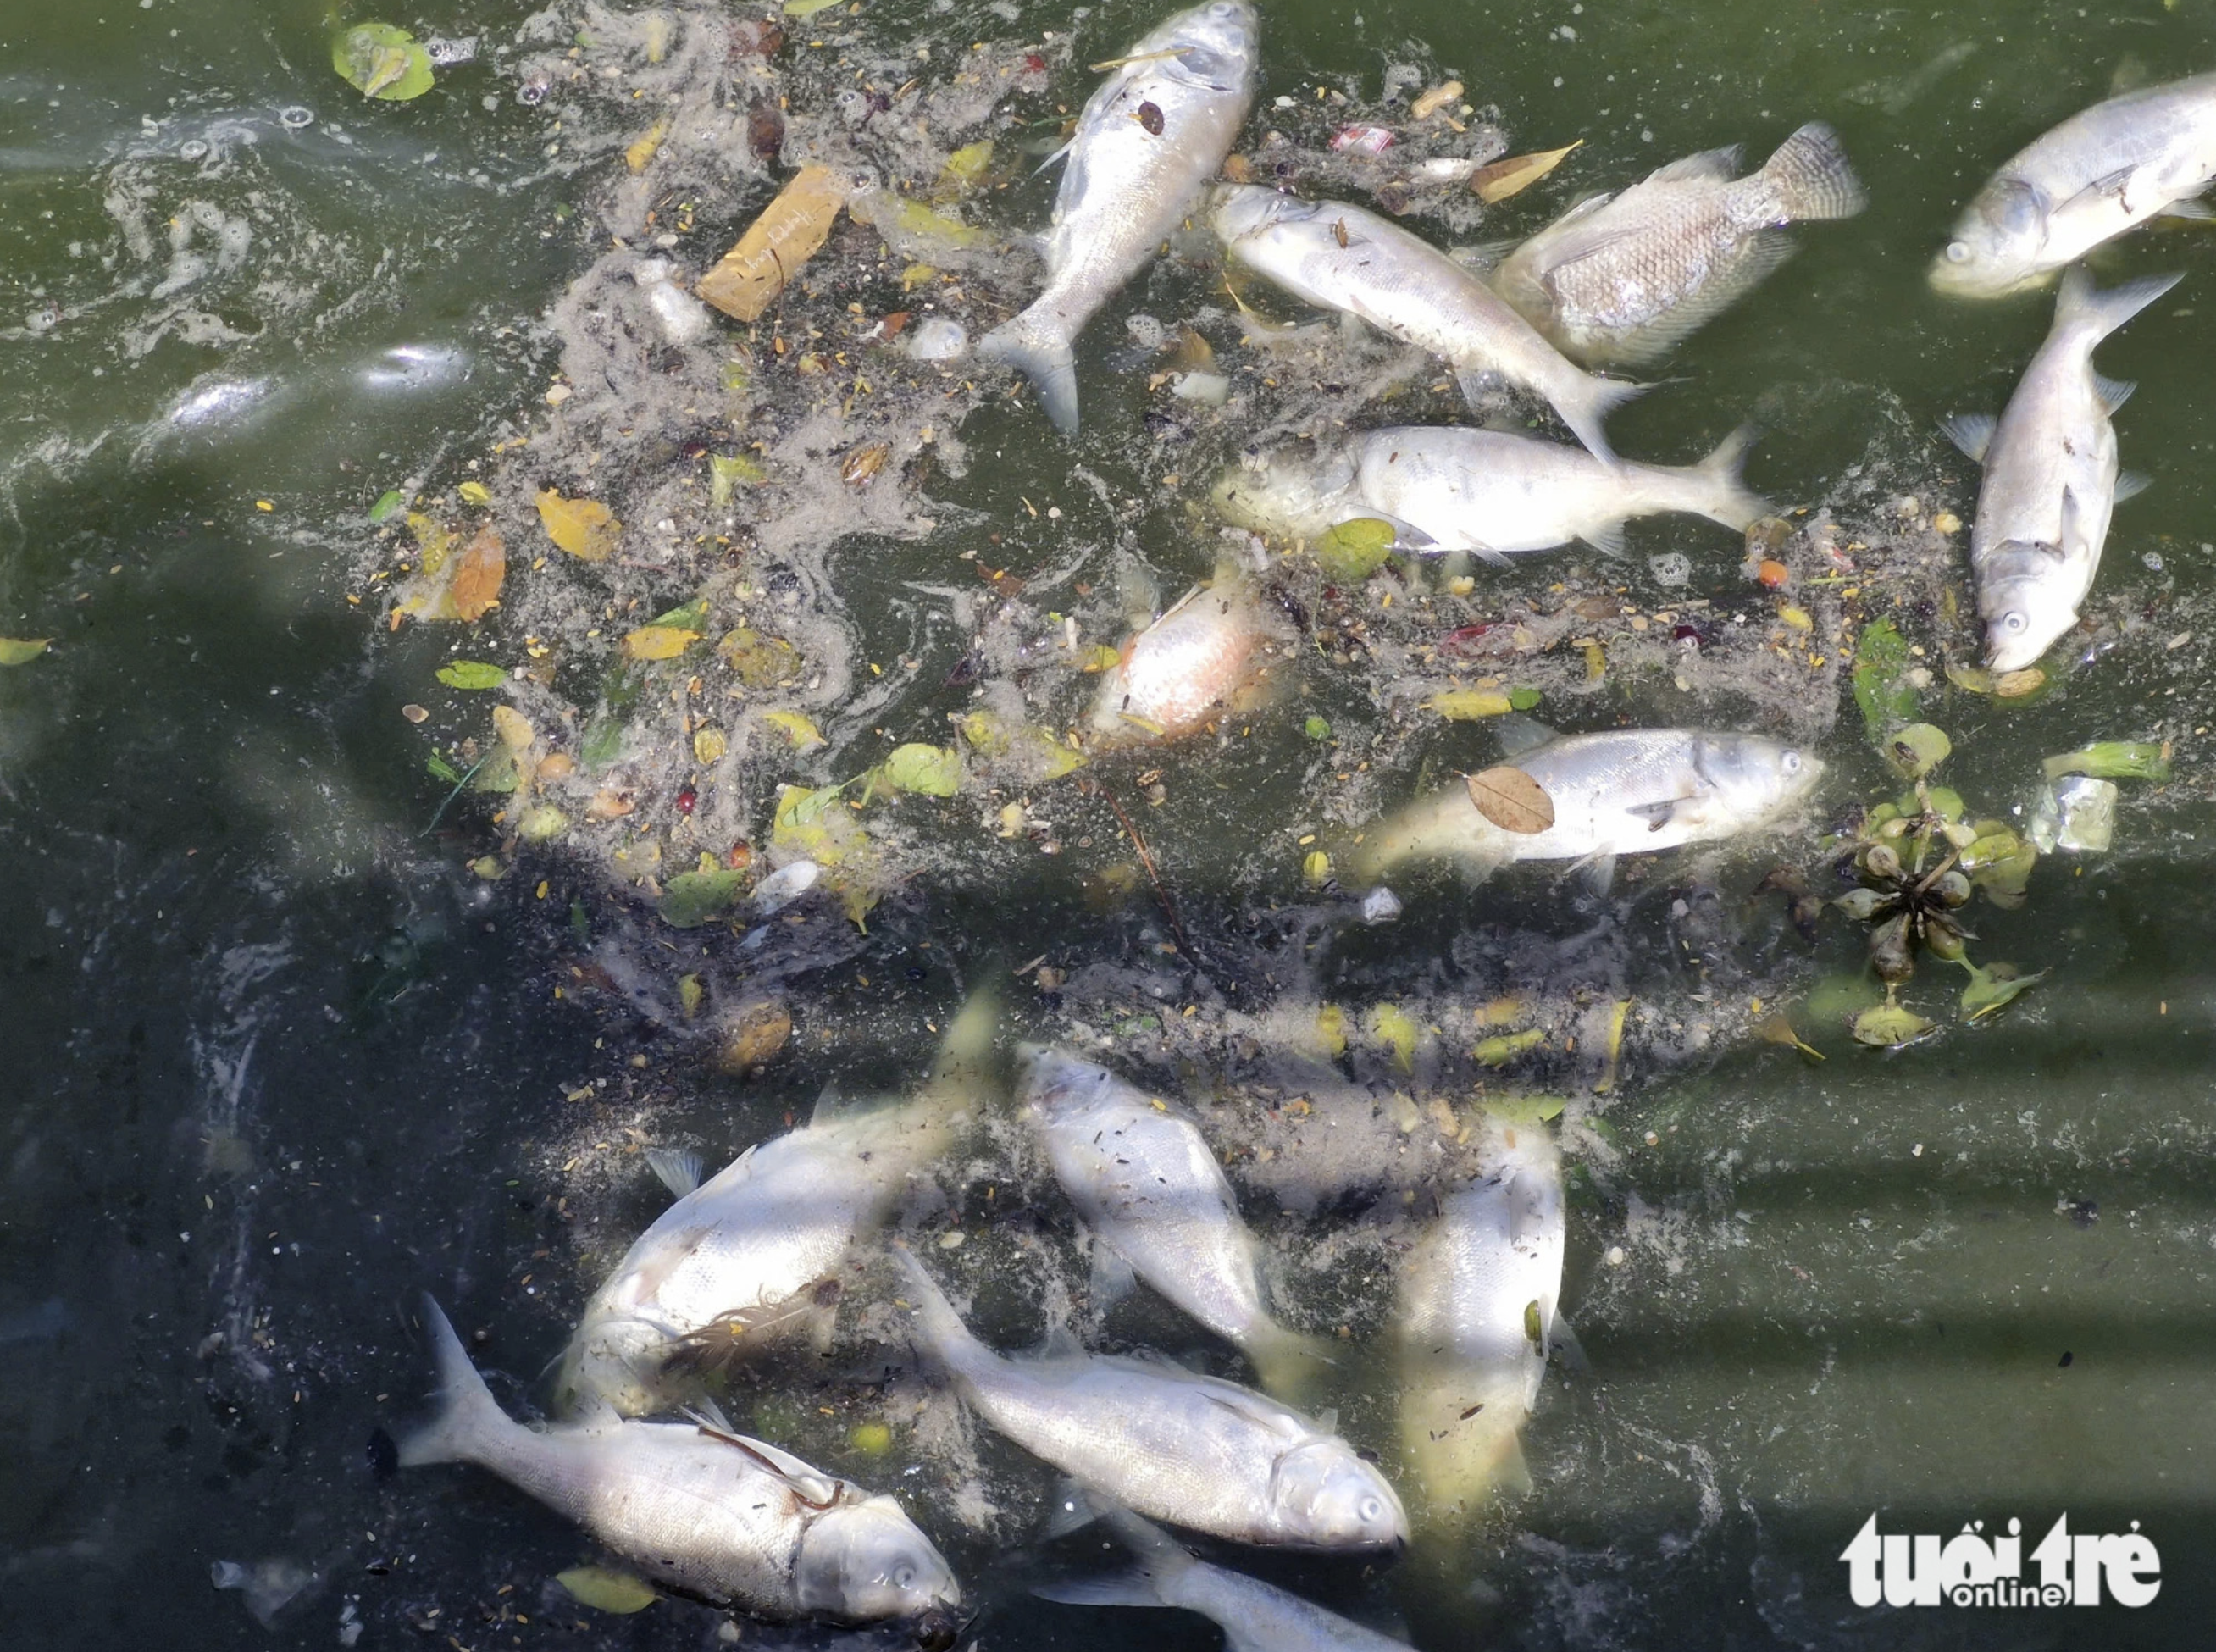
top-left (11, 3), bottom-right (2216, 1651)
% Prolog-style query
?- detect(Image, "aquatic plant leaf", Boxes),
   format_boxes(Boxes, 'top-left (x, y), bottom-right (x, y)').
top-left (0, 637), bottom-right (52, 665)
top-left (1475, 1028), bottom-right (1545, 1067)
top-left (1850, 618), bottom-right (1917, 740)
top-left (435, 660), bottom-right (507, 690)
top-left (772, 783), bottom-right (856, 868)
top-left (1509, 685), bottom-right (1543, 711)
top-left (536, 490), bottom-right (618, 562)
top-left (2042, 741), bottom-right (2172, 783)
top-left (1369, 1003), bottom-right (1419, 1073)
top-left (368, 489), bottom-right (405, 522)
top-left (1885, 723), bottom-right (1952, 779)
top-left (1851, 1001), bottom-right (1936, 1047)
top-left (1473, 140), bottom-right (1582, 203)
top-left (708, 453), bottom-right (765, 507)
top-left (1961, 963), bottom-right (2047, 1022)
top-left (1304, 714), bottom-right (1331, 739)
top-left (873, 743), bottom-right (962, 798)
top-left (1944, 662), bottom-right (1993, 694)
top-left (1313, 518), bottom-right (1396, 581)
top-left (333, 24), bottom-right (435, 101)
top-left (1466, 766), bottom-right (1554, 834)
top-left (1833, 887), bottom-right (1897, 922)
top-left (1804, 973), bottom-right (1882, 1023)
top-left (661, 868), bottom-right (748, 929)
top-left (1430, 687), bottom-right (1515, 720)
top-left (555, 1567), bottom-right (656, 1615)
top-left (623, 624), bottom-right (703, 662)
top-left (764, 711), bottom-right (827, 751)
top-left (426, 751), bottom-right (463, 784)
top-left (1756, 1012), bottom-right (1826, 1060)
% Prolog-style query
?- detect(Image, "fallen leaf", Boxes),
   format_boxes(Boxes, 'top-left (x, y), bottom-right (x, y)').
top-left (872, 742), bottom-right (961, 798)
top-left (1994, 666), bottom-right (2047, 698)
top-left (1316, 1003), bottom-right (1349, 1057)
top-left (695, 165), bottom-right (847, 323)
top-left (1467, 766), bottom-right (1554, 834)
top-left (1944, 662), bottom-right (1995, 694)
top-left (782, 0), bottom-right (840, 14)
top-left (1313, 518), bottom-right (1396, 580)
top-left (694, 724), bottom-right (728, 763)
top-left (841, 441), bottom-right (892, 485)
top-left (517, 805), bottom-right (568, 843)
top-left (1303, 849), bottom-right (1332, 885)
top-left (536, 490), bottom-right (618, 562)
top-left (333, 23), bottom-right (435, 102)
top-left (446, 529), bottom-right (505, 620)
top-left (718, 625), bottom-right (801, 687)
top-left (1475, 1028), bottom-right (1544, 1067)
top-left (0, 638), bottom-right (52, 666)
top-left (1430, 687), bottom-right (1514, 720)
top-left (717, 999), bottom-right (794, 1068)
top-left (625, 115), bottom-right (670, 174)
top-left (457, 481), bottom-right (492, 507)
top-left (661, 868), bottom-right (749, 928)
top-left (764, 710), bottom-right (827, 751)
top-left (555, 1567), bottom-right (656, 1615)
top-left (708, 453), bottom-right (766, 507)
top-left (938, 140), bottom-right (994, 193)
top-left (368, 489), bottom-right (405, 523)
top-left (1852, 1001), bottom-right (1936, 1047)
top-left (1369, 1003), bottom-right (1419, 1072)
top-left (678, 973), bottom-right (704, 1018)
top-left (491, 707), bottom-right (535, 751)
top-left (435, 661), bottom-right (507, 690)
top-left (1473, 140), bottom-right (1582, 203)
top-left (623, 624), bottom-right (703, 662)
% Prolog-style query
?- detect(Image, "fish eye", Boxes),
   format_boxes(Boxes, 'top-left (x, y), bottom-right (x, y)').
top-left (1360, 1495), bottom-right (1384, 1522)
top-left (2002, 611), bottom-right (2027, 634)
top-left (1781, 751), bottom-right (1803, 774)
top-left (893, 1562), bottom-right (918, 1591)
top-left (1945, 241), bottom-right (1971, 264)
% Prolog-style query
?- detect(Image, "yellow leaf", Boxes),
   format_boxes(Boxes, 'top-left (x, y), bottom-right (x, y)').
top-left (1476, 1028), bottom-right (1545, 1067)
top-left (535, 490), bottom-right (618, 561)
top-left (939, 140), bottom-right (994, 192)
top-left (457, 480), bottom-right (492, 507)
top-left (1369, 1003), bottom-right (1418, 1072)
top-left (693, 726), bottom-right (729, 762)
top-left (1303, 850), bottom-right (1332, 885)
top-left (1473, 140), bottom-right (1582, 203)
top-left (0, 637), bottom-right (52, 665)
top-left (899, 263), bottom-right (939, 291)
top-left (492, 706), bottom-right (535, 751)
top-left (407, 511), bottom-right (456, 574)
top-left (1080, 643), bottom-right (1123, 673)
top-left (555, 1567), bottom-right (657, 1615)
top-left (1316, 1003), bottom-right (1349, 1058)
top-left (696, 165), bottom-right (847, 323)
top-left (623, 624), bottom-right (702, 662)
top-left (764, 711), bottom-right (827, 751)
top-left (625, 115), bottom-right (670, 174)
top-left (1429, 687), bottom-right (1513, 720)
top-left (1778, 604), bottom-right (1814, 631)
top-left (679, 973), bottom-right (704, 1018)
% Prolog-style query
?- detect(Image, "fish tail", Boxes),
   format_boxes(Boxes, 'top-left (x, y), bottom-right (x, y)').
top-left (1348, 794), bottom-right (1507, 885)
top-left (1554, 371), bottom-right (1646, 467)
top-left (1690, 422), bottom-right (1773, 531)
top-left (1245, 1321), bottom-right (1338, 1405)
top-left (2055, 266), bottom-right (2183, 346)
top-left (977, 307), bottom-right (1080, 434)
top-left (395, 1295), bottom-right (507, 1468)
top-left (926, 975), bottom-right (1004, 1095)
top-left (1760, 121), bottom-right (1867, 221)
top-left (888, 1240), bottom-right (978, 1370)
top-left (1033, 1508), bottom-right (1192, 1607)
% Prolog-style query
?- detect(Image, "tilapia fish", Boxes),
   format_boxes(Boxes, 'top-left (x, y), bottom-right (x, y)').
top-left (1211, 185), bottom-right (1641, 462)
top-left (1212, 424), bottom-right (1766, 562)
top-left (1493, 122), bottom-right (1866, 365)
top-left (1353, 723), bottom-right (1820, 891)
top-left (1088, 574), bottom-right (1280, 744)
top-left (1932, 70), bottom-right (2216, 297)
top-left (1038, 1508), bottom-right (1414, 1652)
top-left (1396, 1131), bottom-right (1564, 1515)
top-left (892, 1244), bottom-right (1406, 1550)
top-left (556, 989), bottom-right (998, 1416)
top-left (1941, 268), bottom-right (2176, 671)
top-left (979, 2), bottom-right (1259, 433)
top-left (1022, 1047), bottom-right (1327, 1395)
top-left (400, 1297), bottom-right (960, 1622)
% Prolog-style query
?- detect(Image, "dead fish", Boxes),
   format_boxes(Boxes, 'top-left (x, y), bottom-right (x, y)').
top-left (399, 1297), bottom-right (960, 1622)
top-left (1492, 123), bottom-right (1867, 366)
top-left (1941, 268), bottom-right (2177, 671)
top-left (1087, 572), bottom-right (1279, 744)
top-left (978, 3), bottom-right (1260, 433)
top-left (1932, 69), bottom-right (2216, 297)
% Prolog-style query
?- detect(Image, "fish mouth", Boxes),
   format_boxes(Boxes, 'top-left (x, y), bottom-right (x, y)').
top-left (1926, 252), bottom-right (2044, 300)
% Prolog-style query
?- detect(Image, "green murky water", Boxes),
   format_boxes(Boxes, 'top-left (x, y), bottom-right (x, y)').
top-left (6, 1), bottom-right (2216, 1648)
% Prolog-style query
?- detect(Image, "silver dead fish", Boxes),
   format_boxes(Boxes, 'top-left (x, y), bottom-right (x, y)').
top-left (399, 1297), bottom-right (959, 1622)
top-left (1396, 1125), bottom-right (1565, 1516)
top-left (1211, 185), bottom-right (1643, 462)
top-left (1932, 70), bottom-right (2216, 297)
top-left (1022, 1047), bottom-right (1329, 1396)
top-left (978, 2), bottom-right (1259, 433)
top-left (1353, 721), bottom-right (1820, 892)
top-left (1037, 1507), bottom-right (1413, 1651)
top-left (1211, 424), bottom-right (1766, 563)
top-left (1492, 122), bottom-right (1866, 365)
top-left (1940, 268), bottom-right (2176, 672)
top-left (556, 988), bottom-right (998, 1416)
top-left (891, 1243), bottom-right (1406, 1550)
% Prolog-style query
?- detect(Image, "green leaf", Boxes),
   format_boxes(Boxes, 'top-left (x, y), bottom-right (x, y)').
top-left (708, 453), bottom-right (766, 507)
top-left (581, 713), bottom-right (624, 769)
top-left (1483, 1094), bottom-right (1568, 1126)
top-left (660, 868), bottom-right (748, 929)
top-left (1851, 618), bottom-right (1918, 742)
top-left (1884, 723), bottom-right (1952, 779)
top-left (555, 1566), bottom-right (657, 1615)
top-left (1852, 1001), bottom-right (1936, 1047)
top-left (435, 660), bottom-right (508, 690)
top-left (1312, 518), bottom-right (1396, 582)
top-left (1961, 963), bottom-right (2047, 1023)
top-left (783, 0), bottom-right (841, 14)
top-left (2042, 741), bottom-right (2172, 784)
top-left (1474, 1028), bottom-right (1544, 1067)
top-left (1508, 685), bottom-right (1543, 711)
top-left (0, 636), bottom-right (52, 666)
top-left (426, 751), bottom-right (463, 784)
top-left (649, 596), bottom-right (711, 633)
top-left (368, 489), bottom-right (405, 523)
top-left (458, 481), bottom-right (492, 507)
top-left (1304, 715), bottom-right (1331, 740)
top-left (332, 23), bottom-right (435, 101)
top-left (1368, 1003), bottom-right (1419, 1073)
top-left (873, 742), bottom-right (962, 798)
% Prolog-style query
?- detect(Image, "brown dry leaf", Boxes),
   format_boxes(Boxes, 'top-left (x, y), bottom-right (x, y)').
top-left (716, 1000), bottom-right (793, 1073)
top-left (695, 164), bottom-right (847, 323)
top-left (447, 528), bottom-right (505, 620)
top-left (841, 441), bottom-right (891, 485)
top-left (1994, 666), bottom-right (2046, 698)
top-left (536, 490), bottom-right (618, 562)
top-left (1466, 765), bottom-right (1554, 834)
top-left (587, 788), bottom-right (636, 819)
top-left (1473, 140), bottom-right (1582, 203)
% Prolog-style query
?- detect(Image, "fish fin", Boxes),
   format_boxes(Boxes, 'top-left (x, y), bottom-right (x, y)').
top-left (1448, 234), bottom-right (1525, 273)
top-left (978, 308), bottom-right (1081, 434)
top-left (1571, 232), bottom-right (1797, 365)
top-left (2058, 485), bottom-right (2092, 558)
top-left (1645, 144), bottom-right (1742, 186)
top-left (1576, 850), bottom-right (1619, 898)
top-left (681, 1395), bottom-right (737, 1434)
top-left (1493, 1432), bottom-right (1535, 1496)
top-left (2159, 197), bottom-right (2216, 221)
top-left (1625, 798), bottom-right (1682, 833)
top-left (719, 1431), bottom-right (845, 1505)
top-left (2054, 266), bottom-right (2183, 345)
top-left (1032, 141), bottom-right (1072, 177)
top-left (1244, 1322), bottom-right (1338, 1404)
top-left (1581, 519), bottom-right (1629, 560)
top-left (1373, 513), bottom-right (1440, 552)
top-left (1313, 1405), bottom-right (1340, 1434)
top-left (1550, 1313), bottom-right (1593, 1376)
top-left (395, 1295), bottom-right (506, 1468)
top-left (1453, 364), bottom-right (1504, 411)
top-left (1087, 1238), bottom-right (1138, 1311)
top-left (1938, 412), bottom-right (1996, 464)
top-left (2095, 373), bottom-right (2137, 413)
top-left (1043, 1477), bottom-right (1102, 1538)
top-left (643, 1147), bottom-right (702, 1200)
top-left (810, 1081), bottom-right (856, 1125)
top-left (1692, 421), bottom-right (1772, 530)
top-left (1493, 712), bottom-right (1558, 759)
top-left (1759, 121), bottom-right (1867, 220)
top-left (1034, 1571), bottom-right (1163, 1609)
top-left (923, 975), bottom-right (1003, 1102)
top-left (1553, 370), bottom-right (1648, 467)
top-left (2114, 469), bottom-right (2152, 503)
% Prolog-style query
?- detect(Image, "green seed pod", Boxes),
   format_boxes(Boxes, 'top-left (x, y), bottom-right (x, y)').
top-left (1870, 912), bottom-right (1914, 984)
top-left (1933, 869), bottom-right (1971, 908)
top-left (1863, 842), bottom-right (1903, 882)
